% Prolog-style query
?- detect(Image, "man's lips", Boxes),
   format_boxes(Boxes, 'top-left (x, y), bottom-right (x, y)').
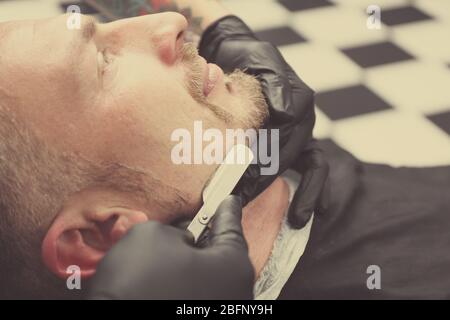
top-left (200, 57), bottom-right (224, 97)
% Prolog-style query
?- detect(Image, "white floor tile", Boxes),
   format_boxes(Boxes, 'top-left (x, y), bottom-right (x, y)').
top-left (393, 21), bottom-right (450, 64)
top-left (331, 0), bottom-right (408, 10)
top-left (220, 0), bottom-right (290, 31)
top-left (0, 0), bottom-right (61, 22)
top-left (290, 6), bottom-right (388, 48)
top-left (366, 61), bottom-right (450, 114)
top-left (416, 0), bottom-right (450, 21)
top-left (333, 110), bottom-right (450, 166)
top-left (279, 43), bottom-right (362, 92)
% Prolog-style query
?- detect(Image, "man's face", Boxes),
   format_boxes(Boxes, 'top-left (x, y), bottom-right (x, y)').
top-left (0, 12), bottom-right (267, 215)
top-left (0, 13), bottom-right (269, 292)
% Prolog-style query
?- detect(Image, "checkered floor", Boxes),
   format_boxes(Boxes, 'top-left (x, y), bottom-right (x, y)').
top-left (1, 0), bottom-right (449, 167)
top-left (224, 0), bottom-right (450, 167)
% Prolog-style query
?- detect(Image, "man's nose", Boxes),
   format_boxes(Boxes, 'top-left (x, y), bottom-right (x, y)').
top-left (150, 12), bottom-right (188, 65)
top-left (100, 12), bottom-right (188, 66)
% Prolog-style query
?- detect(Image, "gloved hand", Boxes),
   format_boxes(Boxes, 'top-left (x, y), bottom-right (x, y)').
top-left (199, 16), bottom-right (329, 228)
top-left (88, 195), bottom-right (254, 300)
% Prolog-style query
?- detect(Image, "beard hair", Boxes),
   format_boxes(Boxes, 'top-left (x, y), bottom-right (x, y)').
top-left (180, 43), bottom-right (269, 130)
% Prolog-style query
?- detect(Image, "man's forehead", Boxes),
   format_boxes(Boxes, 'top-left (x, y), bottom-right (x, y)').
top-left (0, 19), bottom-right (34, 55)
top-left (0, 19), bottom-right (27, 36)
top-left (0, 19), bottom-right (47, 119)
top-left (0, 21), bottom-right (18, 107)
top-left (0, 20), bottom-right (33, 75)
top-left (0, 21), bottom-right (22, 101)
top-left (0, 21), bottom-right (14, 42)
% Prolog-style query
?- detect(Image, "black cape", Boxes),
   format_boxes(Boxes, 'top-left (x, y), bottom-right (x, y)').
top-left (279, 140), bottom-right (450, 299)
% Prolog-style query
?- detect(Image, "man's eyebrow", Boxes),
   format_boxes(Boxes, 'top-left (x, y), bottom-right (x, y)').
top-left (81, 17), bottom-right (97, 42)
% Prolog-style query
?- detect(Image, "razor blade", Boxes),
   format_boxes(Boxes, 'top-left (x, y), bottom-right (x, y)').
top-left (187, 144), bottom-right (254, 243)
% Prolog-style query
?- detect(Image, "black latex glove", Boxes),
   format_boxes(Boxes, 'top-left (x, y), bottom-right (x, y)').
top-left (199, 16), bottom-right (329, 228)
top-left (88, 196), bottom-right (254, 300)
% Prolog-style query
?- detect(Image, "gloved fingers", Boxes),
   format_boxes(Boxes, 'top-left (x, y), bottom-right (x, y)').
top-left (293, 139), bottom-right (326, 172)
top-left (170, 201), bottom-right (247, 248)
top-left (233, 163), bottom-right (260, 206)
top-left (235, 120), bottom-right (314, 205)
top-left (170, 218), bottom-right (200, 245)
top-left (199, 16), bottom-right (258, 62)
top-left (118, 220), bottom-right (166, 244)
top-left (276, 117), bottom-right (315, 171)
top-left (93, 221), bottom-right (177, 279)
top-left (208, 195), bottom-right (247, 251)
top-left (205, 196), bottom-right (254, 297)
top-left (245, 48), bottom-right (314, 125)
top-left (200, 15), bottom-right (316, 124)
top-left (318, 177), bottom-right (331, 215)
top-left (286, 67), bottom-right (316, 117)
top-left (125, 221), bottom-right (195, 249)
top-left (171, 217), bottom-right (192, 230)
top-left (199, 17), bottom-right (315, 123)
top-left (288, 145), bottom-right (330, 228)
top-left (259, 60), bottom-right (314, 122)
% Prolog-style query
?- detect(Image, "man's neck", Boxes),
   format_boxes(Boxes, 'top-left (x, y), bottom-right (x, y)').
top-left (242, 177), bottom-right (290, 277)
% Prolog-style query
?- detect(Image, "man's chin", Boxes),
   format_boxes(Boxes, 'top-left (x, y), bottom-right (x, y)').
top-left (226, 70), bottom-right (269, 130)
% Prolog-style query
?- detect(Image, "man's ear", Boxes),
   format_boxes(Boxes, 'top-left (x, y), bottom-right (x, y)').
top-left (41, 202), bottom-right (148, 279)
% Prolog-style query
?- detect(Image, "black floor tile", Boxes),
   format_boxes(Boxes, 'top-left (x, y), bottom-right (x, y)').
top-left (382, 6), bottom-right (432, 26)
top-left (316, 85), bottom-right (392, 120)
top-left (428, 110), bottom-right (450, 136)
top-left (255, 26), bottom-right (307, 47)
top-left (278, 0), bottom-right (334, 12)
top-left (342, 41), bottom-right (414, 68)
